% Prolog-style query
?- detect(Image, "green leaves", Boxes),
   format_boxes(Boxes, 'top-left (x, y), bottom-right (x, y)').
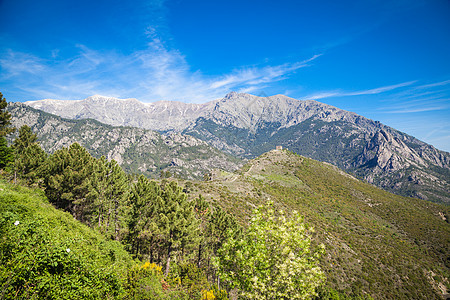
top-left (215, 202), bottom-right (325, 300)
top-left (0, 182), bottom-right (133, 299)
top-left (43, 143), bottom-right (95, 219)
top-left (12, 125), bottom-right (47, 184)
top-left (0, 137), bottom-right (13, 170)
top-left (0, 92), bottom-right (15, 138)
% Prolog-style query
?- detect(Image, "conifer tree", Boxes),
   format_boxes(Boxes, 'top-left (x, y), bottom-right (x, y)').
top-left (105, 159), bottom-right (129, 240)
top-left (194, 195), bottom-right (211, 268)
top-left (127, 175), bottom-right (163, 260)
top-left (207, 204), bottom-right (240, 257)
top-left (43, 143), bottom-right (95, 220)
top-left (86, 156), bottom-right (110, 228)
top-left (0, 137), bottom-right (13, 170)
top-left (12, 125), bottom-right (47, 184)
top-left (158, 181), bottom-right (198, 275)
top-left (0, 92), bottom-right (15, 137)
top-left (0, 92), bottom-right (15, 171)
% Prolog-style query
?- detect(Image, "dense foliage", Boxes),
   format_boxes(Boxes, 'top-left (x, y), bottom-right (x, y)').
top-left (0, 181), bottom-right (188, 299)
top-left (215, 202), bottom-right (325, 299)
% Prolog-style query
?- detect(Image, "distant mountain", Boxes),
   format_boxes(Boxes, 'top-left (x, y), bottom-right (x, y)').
top-left (24, 92), bottom-right (450, 204)
top-left (25, 95), bottom-right (216, 132)
top-left (8, 103), bottom-right (242, 179)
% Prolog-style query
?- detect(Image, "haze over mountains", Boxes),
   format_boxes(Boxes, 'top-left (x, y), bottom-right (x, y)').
top-left (24, 92), bottom-right (450, 204)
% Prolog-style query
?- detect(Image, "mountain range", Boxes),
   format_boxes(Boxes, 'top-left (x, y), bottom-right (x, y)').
top-left (7, 103), bottom-right (241, 179)
top-left (23, 92), bottom-right (450, 204)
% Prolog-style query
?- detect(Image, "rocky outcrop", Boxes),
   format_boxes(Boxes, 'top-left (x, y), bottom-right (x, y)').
top-left (353, 129), bottom-right (450, 203)
top-left (355, 129), bottom-right (426, 174)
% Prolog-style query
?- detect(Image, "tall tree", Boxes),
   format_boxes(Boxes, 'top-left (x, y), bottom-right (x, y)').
top-left (43, 143), bottom-right (95, 220)
top-left (86, 156), bottom-right (130, 239)
top-left (193, 195), bottom-right (211, 268)
top-left (127, 175), bottom-right (163, 260)
top-left (105, 159), bottom-right (129, 240)
top-left (12, 125), bottom-right (47, 184)
top-left (0, 92), bottom-right (15, 172)
top-left (86, 156), bottom-right (110, 229)
top-left (0, 92), bottom-right (15, 137)
top-left (158, 181), bottom-right (198, 275)
top-left (0, 137), bottom-right (13, 170)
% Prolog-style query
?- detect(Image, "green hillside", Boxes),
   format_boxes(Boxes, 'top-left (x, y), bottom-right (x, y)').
top-left (0, 180), bottom-right (186, 299)
top-left (186, 150), bottom-right (450, 299)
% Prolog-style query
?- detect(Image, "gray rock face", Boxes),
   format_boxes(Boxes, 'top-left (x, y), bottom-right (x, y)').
top-left (25, 95), bottom-right (217, 131)
top-left (7, 103), bottom-right (242, 180)
top-left (23, 92), bottom-right (450, 204)
top-left (25, 92), bottom-right (374, 133)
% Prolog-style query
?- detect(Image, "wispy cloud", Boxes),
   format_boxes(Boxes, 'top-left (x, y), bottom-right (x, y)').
top-left (305, 81), bottom-right (417, 100)
top-left (0, 32), bottom-right (321, 102)
top-left (415, 79), bottom-right (450, 90)
top-left (345, 81), bottom-right (417, 96)
top-left (385, 105), bottom-right (449, 113)
top-left (376, 80), bottom-right (450, 114)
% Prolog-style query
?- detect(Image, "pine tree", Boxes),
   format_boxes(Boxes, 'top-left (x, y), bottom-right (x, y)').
top-left (43, 143), bottom-right (95, 220)
top-left (0, 137), bottom-right (13, 170)
top-left (194, 195), bottom-right (211, 268)
top-left (86, 156), bottom-right (110, 229)
top-left (0, 92), bottom-right (15, 172)
top-left (127, 175), bottom-right (163, 260)
top-left (0, 92), bottom-right (15, 137)
top-left (12, 125), bottom-right (47, 184)
top-left (158, 181), bottom-right (198, 275)
top-left (105, 159), bottom-right (129, 240)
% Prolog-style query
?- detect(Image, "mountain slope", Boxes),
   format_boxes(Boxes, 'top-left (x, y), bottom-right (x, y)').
top-left (23, 92), bottom-right (450, 204)
top-left (8, 102), bottom-right (241, 179)
top-left (25, 95), bottom-right (216, 132)
top-left (185, 150), bottom-right (450, 299)
top-left (0, 180), bottom-right (133, 298)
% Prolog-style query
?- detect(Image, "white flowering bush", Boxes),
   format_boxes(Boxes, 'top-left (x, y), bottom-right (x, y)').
top-left (215, 202), bottom-right (325, 300)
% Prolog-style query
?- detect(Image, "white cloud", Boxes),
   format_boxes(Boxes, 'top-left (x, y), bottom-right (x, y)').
top-left (345, 81), bottom-right (417, 96)
top-left (415, 79), bottom-right (450, 90)
top-left (304, 81), bottom-right (417, 100)
top-left (0, 50), bottom-right (46, 78)
top-left (385, 106), bottom-right (449, 113)
top-left (0, 33), bottom-right (320, 103)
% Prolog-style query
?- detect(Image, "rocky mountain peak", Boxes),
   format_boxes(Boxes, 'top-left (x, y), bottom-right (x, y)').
top-left (223, 91), bottom-right (239, 99)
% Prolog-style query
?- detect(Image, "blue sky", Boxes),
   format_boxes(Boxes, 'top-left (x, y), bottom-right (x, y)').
top-left (1, 0), bottom-right (449, 151)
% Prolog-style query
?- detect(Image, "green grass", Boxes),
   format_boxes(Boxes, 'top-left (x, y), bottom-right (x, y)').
top-left (0, 180), bottom-right (187, 299)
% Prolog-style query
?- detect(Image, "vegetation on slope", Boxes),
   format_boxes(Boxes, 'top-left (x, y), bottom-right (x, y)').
top-left (185, 115), bottom-right (450, 205)
top-left (187, 150), bottom-right (450, 299)
top-left (0, 180), bottom-right (188, 299)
